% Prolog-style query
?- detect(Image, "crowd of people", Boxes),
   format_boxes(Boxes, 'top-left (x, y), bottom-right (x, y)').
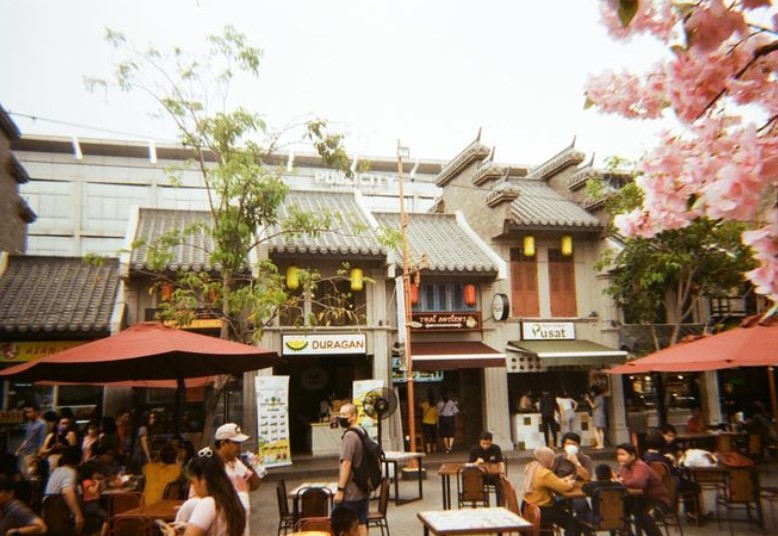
top-left (3, 403), bottom-right (268, 536)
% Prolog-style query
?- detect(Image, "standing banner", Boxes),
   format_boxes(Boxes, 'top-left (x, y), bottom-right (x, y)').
top-left (353, 379), bottom-right (383, 442)
top-left (255, 375), bottom-right (292, 467)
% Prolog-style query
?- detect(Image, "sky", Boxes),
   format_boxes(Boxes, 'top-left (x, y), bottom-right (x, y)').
top-left (0, 0), bottom-right (674, 167)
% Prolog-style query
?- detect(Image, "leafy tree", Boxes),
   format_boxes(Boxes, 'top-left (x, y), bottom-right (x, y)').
top-left (590, 161), bottom-right (756, 351)
top-left (86, 26), bottom-right (367, 439)
top-left (587, 0), bottom-right (778, 306)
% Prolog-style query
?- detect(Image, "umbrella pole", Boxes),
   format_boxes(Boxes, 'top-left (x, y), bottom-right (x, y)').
top-left (175, 377), bottom-right (185, 437)
top-left (653, 372), bottom-right (667, 429)
top-left (769, 367), bottom-right (778, 439)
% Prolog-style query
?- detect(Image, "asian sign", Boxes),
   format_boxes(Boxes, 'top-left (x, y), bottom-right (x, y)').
top-left (410, 312), bottom-right (481, 332)
top-left (282, 333), bottom-right (367, 356)
top-left (0, 341), bottom-right (85, 362)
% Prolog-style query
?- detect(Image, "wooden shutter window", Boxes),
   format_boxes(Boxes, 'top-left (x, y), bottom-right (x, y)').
top-left (548, 249), bottom-right (577, 317)
top-left (510, 248), bottom-right (540, 317)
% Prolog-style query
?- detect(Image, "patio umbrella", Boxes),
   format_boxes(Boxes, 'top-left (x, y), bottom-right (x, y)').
top-left (0, 322), bottom-right (280, 434)
top-left (608, 315), bottom-right (778, 430)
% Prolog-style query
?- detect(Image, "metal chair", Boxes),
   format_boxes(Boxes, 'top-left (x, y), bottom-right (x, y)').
top-left (578, 486), bottom-right (631, 535)
top-left (367, 477), bottom-right (391, 536)
top-left (294, 516), bottom-right (332, 534)
top-left (293, 486), bottom-right (332, 521)
top-left (520, 501), bottom-right (560, 536)
top-left (275, 482), bottom-right (295, 536)
top-left (457, 465), bottom-right (489, 508)
top-left (41, 494), bottom-right (77, 536)
top-left (715, 467), bottom-right (765, 535)
top-left (655, 472), bottom-right (684, 536)
top-left (521, 502), bottom-right (541, 536)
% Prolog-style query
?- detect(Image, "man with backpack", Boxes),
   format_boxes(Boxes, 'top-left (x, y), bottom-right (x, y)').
top-left (334, 403), bottom-right (371, 536)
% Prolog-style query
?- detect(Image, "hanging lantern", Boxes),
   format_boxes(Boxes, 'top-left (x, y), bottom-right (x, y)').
top-left (464, 283), bottom-right (477, 307)
top-left (286, 265), bottom-right (299, 290)
top-left (410, 284), bottom-right (419, 305)
top-left (561, 235), bottom-right (573, 256)
top-left (350, 268), bottom-right (364, 292)
top-left (160, 283), bottom-right (173, 302)
top-left (523, 235), bottom-right (535, 257)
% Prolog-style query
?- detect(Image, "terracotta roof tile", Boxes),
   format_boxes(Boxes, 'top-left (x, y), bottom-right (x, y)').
top-left (0, 256), bottom-right (120, 336)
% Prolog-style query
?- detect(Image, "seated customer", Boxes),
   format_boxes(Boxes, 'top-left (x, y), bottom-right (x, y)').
top-left (659, 424), bottom-right (682, 462)
top-left (331, 506), bottom-right (360, 536)
top-left (521, 447), bottom-right (578, 536)
top-left (468, 430), bottom-right (505, 503)
top-left (44, 446), bottom-right (86, 535)
top-left (143, 445), bottom-right (183, 505)
top-left (0, 474), bottom-right (47, 535)
top-left (579, 464), bottom-right (627, 524)
top-left (93, 444), bottom-right (123, 480)
top-left (616, 443), bottom-right (671, 536)
top-left (552, 432), bottom-right (592, 482)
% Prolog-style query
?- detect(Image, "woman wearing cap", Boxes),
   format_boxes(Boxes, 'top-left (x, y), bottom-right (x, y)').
top-left (214, 423), bottom-right (262, 536)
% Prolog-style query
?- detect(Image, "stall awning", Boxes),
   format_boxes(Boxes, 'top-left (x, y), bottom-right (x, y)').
top-left (411, 341), bottom-right (506, 371)
top-left (507, 340), bottom-right (627, 367)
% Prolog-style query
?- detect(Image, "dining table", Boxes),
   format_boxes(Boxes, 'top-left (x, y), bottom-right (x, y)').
top-left (111, 499), bottom-right (184, 523)
top-left (417, 507), bottom-right (534, 536)
top-left (437, 462), bottom-right (504, 510)
top-left (381, 450), bottom-right (425, 505)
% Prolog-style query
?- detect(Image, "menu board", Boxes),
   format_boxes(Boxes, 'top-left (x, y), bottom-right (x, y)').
top-left (353, 379), bottom-right (383, 442)
top-left (255, 375), bottom-right (292, 467)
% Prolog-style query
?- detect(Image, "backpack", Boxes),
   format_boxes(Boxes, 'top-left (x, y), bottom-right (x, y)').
top-left (346, 427), bottom-right (384, 493)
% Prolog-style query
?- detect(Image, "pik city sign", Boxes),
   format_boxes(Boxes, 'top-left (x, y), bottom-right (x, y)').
top-left (521, 321), bottom-right (576, 341)
top-left (282, 333), bottom-right (367, 356)
top-left (314, 170), bottom-right (395, 191)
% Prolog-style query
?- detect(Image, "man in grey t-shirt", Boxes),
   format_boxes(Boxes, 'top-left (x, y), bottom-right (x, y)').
top-left (333, 403), bottom-right (369, 536)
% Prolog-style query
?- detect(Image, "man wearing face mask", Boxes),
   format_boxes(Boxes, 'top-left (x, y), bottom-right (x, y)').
top-left (333, 403), bottom-right (369, 536)
top-left (552, 432), bottom-right (592, 482)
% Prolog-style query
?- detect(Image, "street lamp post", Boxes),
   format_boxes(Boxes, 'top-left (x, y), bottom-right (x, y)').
top-left (397, 140), bottom-right (418, 461)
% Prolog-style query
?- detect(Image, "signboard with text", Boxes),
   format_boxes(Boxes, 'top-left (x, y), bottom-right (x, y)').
top-left (1, 341), bottom-right (85, 363)
top-left (410, 312), bottom-right (481, 332)
top-left (256, 375), bottom-right (292, 467)
top-left (282, 333), bottom-right (367, 355)
top-left (521, 321), bottom-right (576, 340)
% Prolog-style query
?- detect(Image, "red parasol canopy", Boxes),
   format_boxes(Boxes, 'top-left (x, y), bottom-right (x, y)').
top-left (0, 322), bottom-right (279, 383)
top-left (608, 315), bottom-right (778, 375)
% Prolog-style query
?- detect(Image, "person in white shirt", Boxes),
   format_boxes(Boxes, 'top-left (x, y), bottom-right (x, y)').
top-left (556, 392), bottom-right (578, 435)
top-left (214, 423), bottom-right (263, 536)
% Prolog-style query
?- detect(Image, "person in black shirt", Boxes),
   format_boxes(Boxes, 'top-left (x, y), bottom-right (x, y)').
top-left (539, 390), bottom-right (558, 447)
top-left (468, 431), bottom-right (505, 503)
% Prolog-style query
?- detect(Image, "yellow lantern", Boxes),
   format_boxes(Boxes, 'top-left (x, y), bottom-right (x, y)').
top-left (561, 235), bottom-right (573, 256)
top-left (286, 265), bottom-right (299, 290)
top-left (350, 267), bottom-right (364, 292)
top-left (523, 235), bottom-right (535, 257)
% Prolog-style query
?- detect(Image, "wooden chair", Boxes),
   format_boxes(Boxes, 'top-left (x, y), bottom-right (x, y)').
top-left (499, 475), bottom-right (520, 513)
top-left (655, 472), bottom-right (685, 536)
top-left (457, 465), bottom-right (489, 508)
top-left (715, 467), bottom-right (765, 535)
top-left (162, 479), bottom-right (187, 500)
top-left (294, 516), bottom-right (332, 534)
top-left (111, 517), bottom-right (150, 536)
top-left (367, 477), bottom-right (391, 536)
top-left (648, 461), bottom-right (669, 478)
top-left (41, 494), bottom-right (77, 536)
top-left (294, 486), bottom-right (332, 521)
top-left (521, 502), bottom-right (541, 536)
top-left (107, 491), bottom-right (142, 516)
top-left (578, 486), bottom-right (631, 535)
top-left (275, 482), bottom-right (295, 536)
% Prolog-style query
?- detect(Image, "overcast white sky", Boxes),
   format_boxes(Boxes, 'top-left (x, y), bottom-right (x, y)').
top-left (1, 0), bottom-right (674, 167)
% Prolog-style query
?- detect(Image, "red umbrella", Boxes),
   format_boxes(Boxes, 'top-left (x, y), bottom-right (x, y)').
top-left (0, 322), bottom-right (279, 383)
top-left (608, 315), bottom-right (778, 429)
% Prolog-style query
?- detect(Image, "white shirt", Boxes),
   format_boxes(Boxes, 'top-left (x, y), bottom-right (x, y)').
top-left (176, 497), bottom-right (230, 536)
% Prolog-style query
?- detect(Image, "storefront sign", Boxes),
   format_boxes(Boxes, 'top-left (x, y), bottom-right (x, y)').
top-left (145, 308), bottom-right (222, 330)
top-left (1, 341), bottom-right (85, 362)
top-left (314, 170), bottom-right (395, 190)
top-left (410, 312), bottom-right (481, 332)
top-left (521, 321), bottom-right (576, 341)
top-left (256, 375), bottom-right (292, 468)
top-left (282, 333), bottom-right (367, 355)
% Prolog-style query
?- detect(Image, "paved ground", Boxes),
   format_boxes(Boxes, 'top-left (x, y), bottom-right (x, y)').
top-left (249, 448), bottom-right (778, 535)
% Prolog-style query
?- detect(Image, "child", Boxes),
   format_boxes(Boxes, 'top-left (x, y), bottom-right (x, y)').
top-left (81, 462), bottom-right (110, 536)
top-left (331, 506), bottom-right (360, 536)
top-left (582, 463), bottom-right (624, 495)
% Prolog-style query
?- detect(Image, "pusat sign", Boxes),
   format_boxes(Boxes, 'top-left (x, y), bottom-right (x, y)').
top-left (282, 333), bottom-right (367, 355)
top-left (521, 322), bottom-right (576, 341)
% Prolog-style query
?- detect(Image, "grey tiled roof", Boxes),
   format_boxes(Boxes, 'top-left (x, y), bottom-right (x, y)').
top-left (266, 191), bottom-right (385, 257)
top-left (131, 209), bottom-right (217, 272)
top-left (510, 180), bottom-right (601, 229)
top-left (0, 256), bottom-right (120, 336)
top-left (374, 213), bottom-right (498, 274)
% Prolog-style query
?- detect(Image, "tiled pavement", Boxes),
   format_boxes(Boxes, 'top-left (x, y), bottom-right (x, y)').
top-left (250, 448), bottom-right (778, 535)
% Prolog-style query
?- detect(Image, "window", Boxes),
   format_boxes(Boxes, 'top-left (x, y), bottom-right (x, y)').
top-left (311, 280), bottom-right (366, 326)
top-left (510, 248), bottom-right (539, 317)
top-left (548, 249), bottom-right (577, 317)
top-left (412, 283), bottom-right (476, 312)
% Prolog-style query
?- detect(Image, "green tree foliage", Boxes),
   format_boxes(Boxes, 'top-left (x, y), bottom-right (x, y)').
top-left (590, 160), bottom-right (756, 351)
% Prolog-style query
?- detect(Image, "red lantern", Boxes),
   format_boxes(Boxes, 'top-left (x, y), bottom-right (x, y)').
top-left (464, 284), bottom-right (477, 307)
top-left (160, 283), bottom-right (173, 302)
top-left (410, 284), bottom-right (419, 305)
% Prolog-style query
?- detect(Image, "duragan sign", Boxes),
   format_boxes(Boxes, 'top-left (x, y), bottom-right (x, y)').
top-left (282, 333), bottom-right (367, 356)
